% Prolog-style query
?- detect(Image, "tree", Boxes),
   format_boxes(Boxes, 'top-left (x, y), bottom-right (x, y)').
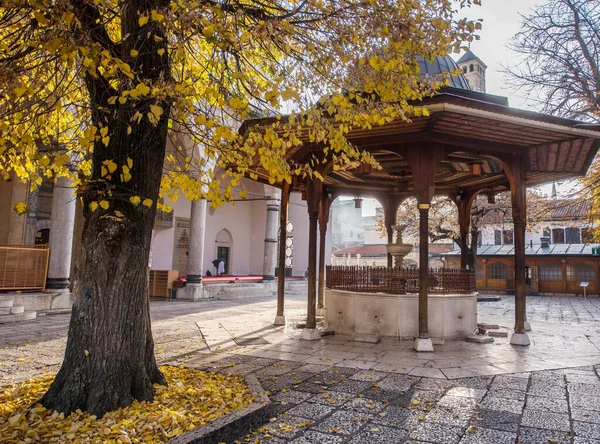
top-left (0, 0), bottom-right (480, 415)
top-left (505, 0), bottom-right (600, 237)
top-left (376, 191), bottom-right (547, 269)
top-left (505, 0), bottom-right (599, 122)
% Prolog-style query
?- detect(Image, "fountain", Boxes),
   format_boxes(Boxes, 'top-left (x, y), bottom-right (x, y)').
top-left (324, 223), bottom-right (477, 342)
top-left (386, 224), bottom-right (413, 267)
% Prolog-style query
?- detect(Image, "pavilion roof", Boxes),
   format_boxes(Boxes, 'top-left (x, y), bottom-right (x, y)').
top-left (241, 88), bottom-right (600, 198)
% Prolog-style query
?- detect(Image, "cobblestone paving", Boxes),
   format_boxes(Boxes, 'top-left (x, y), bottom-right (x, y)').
top-left (203, 355), bottom-right (600, 444)
top-left (1, 294), bottom-right (600, 443)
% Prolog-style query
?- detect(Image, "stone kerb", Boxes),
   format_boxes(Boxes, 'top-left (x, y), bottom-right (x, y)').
top-left (168, 374), bottom-right (272, 444)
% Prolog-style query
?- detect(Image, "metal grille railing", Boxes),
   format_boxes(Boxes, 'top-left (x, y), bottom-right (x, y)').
top-left (325, 266), bottom-right (476, 294)
top-left (0, 245), bottom-right (50, 291)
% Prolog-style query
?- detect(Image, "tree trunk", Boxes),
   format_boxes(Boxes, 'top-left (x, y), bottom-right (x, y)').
top-left (42, 92), bottom-right (169, 419)
top-left (41, 0), bottom-right (172, 416)
top-left (468, 226), bottom-right (479, 271)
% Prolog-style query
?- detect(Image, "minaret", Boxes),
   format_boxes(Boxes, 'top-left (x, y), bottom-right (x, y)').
top-left (551, 182), bottom-right (557, 199)
top-left (456, 50), bottom-right (487, 93)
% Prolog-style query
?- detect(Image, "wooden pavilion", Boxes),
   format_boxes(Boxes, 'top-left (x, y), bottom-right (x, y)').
top-left (241, 82), bottom-right (600, 349)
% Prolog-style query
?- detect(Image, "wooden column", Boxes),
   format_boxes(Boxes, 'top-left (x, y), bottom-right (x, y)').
top-left (457, 197), bottom-right (470, 270)
top-left (318, 193), bottom-right (331, 314)
top-left (383, 196), bottom-right (397, 268)
top-left (418, 204), bottom-right (430, 339)
top-left (274, 181), bottom-right (291, 326)
top-left (405, 147), bottom-right (441, 352)
top-left (302, 179), bottom-right (322, 340)
top-left (507, 155), bottom-right (530, 345)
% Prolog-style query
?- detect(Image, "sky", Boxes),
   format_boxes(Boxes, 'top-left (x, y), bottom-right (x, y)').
top-left (344, 0), bottom-right (558, 217)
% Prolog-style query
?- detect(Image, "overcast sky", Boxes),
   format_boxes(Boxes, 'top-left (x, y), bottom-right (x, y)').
top-left (348, 0), bottom-right (557, 217)
top-left (457, 0), bottom-right (543, 110)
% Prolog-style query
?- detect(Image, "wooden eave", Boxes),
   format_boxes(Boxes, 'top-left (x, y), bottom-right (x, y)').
top-left (241, 92), bottom-right (600, 196)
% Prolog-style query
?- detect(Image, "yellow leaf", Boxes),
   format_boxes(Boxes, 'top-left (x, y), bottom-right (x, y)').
top-left (103, 160), bottom-right (117, 174)
top-left (142, 198), bottom-right (153, 207)
top-left (84, 350), bottom-right (89, 357)
top-left (151, 10), bottom-right (165, 22)
top-left (150, 105), bottom-right (163, 117)
top-left (129, 196), bottom-right (141, 206)
top-left (90, 202), bottom-right (99, 211)
top-left (157, 48), bottom-right (165, 56)
top-left (130, 49), bottom-right (139, 57)
top-left (138, 15), bottom-right (149, 26)
top-left (99, 200), bottom-right (109, 210)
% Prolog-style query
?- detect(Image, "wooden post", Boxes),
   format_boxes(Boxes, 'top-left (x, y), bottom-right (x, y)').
top-left (457, 198), bottom-right (470, 270)
top-left (507, 155), bottom-right (530, 345)
top-left (418, 204), bottom-right (430, 340)
top-left (383, 194), bottom-right (401, 268)
top-left (274, 181), bottom-right (290, 326)
top-left (318, 193), bottom-right (331, 315)
top-left (404, 147), bottom-right (443, 351)
top-left (302, 179), bottom-right (322, 340)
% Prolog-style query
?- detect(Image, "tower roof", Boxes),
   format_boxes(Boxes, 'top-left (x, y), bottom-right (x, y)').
top-left (417, 55), bottom-right (471, 90)
top-left (456, 50), bottom-right (487, 69)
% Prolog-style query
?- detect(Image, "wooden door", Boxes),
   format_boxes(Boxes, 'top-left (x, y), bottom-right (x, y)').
top-left (531, 266), bottom-right (539, 293)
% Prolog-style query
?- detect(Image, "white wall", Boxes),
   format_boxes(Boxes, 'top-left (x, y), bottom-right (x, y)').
top-left (287, 192), bottom-right (309, 276)
top-left (479, 220), bottom-right (593, 246)
top-left (150, 180), bottom-right (311, 277)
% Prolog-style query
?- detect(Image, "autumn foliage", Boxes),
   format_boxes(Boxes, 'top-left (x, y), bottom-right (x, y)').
top-left (0, 0), bottom-right (480, 415)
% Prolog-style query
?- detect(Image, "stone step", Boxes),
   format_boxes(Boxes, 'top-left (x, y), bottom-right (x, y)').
top-left (37, 308), bottom-right (72, 316)
top-left (0, 311), bottom-right (37, 324)
top-left (488, 330), bottom-right (509, 338)
top-left (11, 305), bottom-right (25, 314)
top-left (477, 295), bottom-right (501, 302)
top-left (466, 335), bottom-right (494, 344)
top-left (0, 308), bottom-right (11, 315)
top-left (477, 323), bottom-right (500, 330)
top-left (0, 299), bottom-right (14, 308)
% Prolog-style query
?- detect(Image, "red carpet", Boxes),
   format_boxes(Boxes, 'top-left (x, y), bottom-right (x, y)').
top-left (179, 275), bottom-right (305, 283)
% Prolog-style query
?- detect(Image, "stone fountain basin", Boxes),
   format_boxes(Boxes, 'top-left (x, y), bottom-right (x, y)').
top-left (385, 243), bottom-right (413, 255)
top-left (324, 289), bottom-right (477, 340)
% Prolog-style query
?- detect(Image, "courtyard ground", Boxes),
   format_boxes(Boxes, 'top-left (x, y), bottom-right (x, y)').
top-left (1, 294), bottom-right (600, 443)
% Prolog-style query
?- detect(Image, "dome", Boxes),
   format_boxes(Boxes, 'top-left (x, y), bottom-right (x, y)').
top-left (417, 55), bottom-right (471, 90)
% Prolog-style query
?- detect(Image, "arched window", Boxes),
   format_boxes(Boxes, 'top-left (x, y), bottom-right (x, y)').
top-left (469, 64), bottom-right (474, 72)
top-left (567, 263), bottom-right (594, 282)
top-left (462, 66), bottom-right (467, 74)
top-left (565, 227), bottom-right (581, 244)
top-left (215, 229), bottom-right (233, 275)
top-left (539, 264), bottom-right (562, 281)
top-left (552, 228), bottom-right (565, 244)
top-left (475, 262), bottom-right (484, 279)
top-left (487, 262), bottom-right (507, 279)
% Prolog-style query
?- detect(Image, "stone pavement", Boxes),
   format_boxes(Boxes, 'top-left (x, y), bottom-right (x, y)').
top-left (200, 354), bottom-right (600, 444)
top-left (1, 294), bottom-right (600, 443)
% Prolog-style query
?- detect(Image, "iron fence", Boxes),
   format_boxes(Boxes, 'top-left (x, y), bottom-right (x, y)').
top-left (325, 266), bottom-right (475, 294)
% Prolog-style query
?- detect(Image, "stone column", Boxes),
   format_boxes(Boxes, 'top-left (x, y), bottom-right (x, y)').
top-left (23, 188), bottom-right (40, 245)
top-left (275, 182), bottom-right (290, 326)
top-left (179, 198), bottom-right (208, 300)
top-left (262, 186), bottom-right (281, 281)
top-left (46, 177), bottom-right (76, 292)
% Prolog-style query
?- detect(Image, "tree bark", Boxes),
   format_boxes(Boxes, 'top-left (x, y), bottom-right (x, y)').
top-left (42, 0), bottom-right (170, 414)
top-left (468, 226), bottom-right (479, 271)
top-left (41, 110), bottom-right (168, 415)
